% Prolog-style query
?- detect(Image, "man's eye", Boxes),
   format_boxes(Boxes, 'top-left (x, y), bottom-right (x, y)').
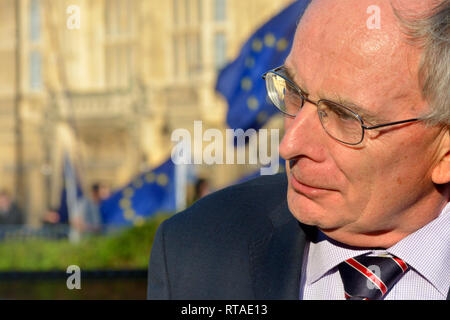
top-left (338, 111), bottom-right (355, 121)
top-left (284, 84), bottom-right (297, 95)
top-left (329, 106), bottom-right (354, 121)
top-left (284, 89), bottom-right (301, 104)
top-left (319, 110), bottom-right (328, 118)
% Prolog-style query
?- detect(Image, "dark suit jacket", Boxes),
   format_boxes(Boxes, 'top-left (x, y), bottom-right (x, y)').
top-left (147, 173), bottom-right (450, 300)
top-left (147, 173), bottom-right (312, 299)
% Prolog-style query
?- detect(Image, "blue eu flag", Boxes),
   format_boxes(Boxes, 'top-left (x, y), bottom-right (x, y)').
top-left (216, 0), bottom-right (311, 131)
top-left (100, 159), bottom-right (176, 227)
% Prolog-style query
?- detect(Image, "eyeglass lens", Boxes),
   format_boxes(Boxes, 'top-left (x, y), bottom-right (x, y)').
top-left (265, 72), bottom-right (364, 145)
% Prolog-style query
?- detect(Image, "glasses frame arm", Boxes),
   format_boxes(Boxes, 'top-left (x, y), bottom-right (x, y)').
top-left (362, 118), bottom-right (421, 130)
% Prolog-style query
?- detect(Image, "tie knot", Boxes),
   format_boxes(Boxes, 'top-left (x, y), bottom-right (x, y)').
top-left (338, 253), bottom-right (409, 300)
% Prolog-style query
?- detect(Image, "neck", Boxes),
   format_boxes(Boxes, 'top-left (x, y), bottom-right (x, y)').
top-left (321, 228), bottom-right (412, 249)
top-left (321, 194), bottom-right (449, 248)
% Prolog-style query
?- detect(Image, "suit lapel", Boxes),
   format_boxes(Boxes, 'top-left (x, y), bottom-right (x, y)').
top-left (249, 201), bottom-right (309, 299)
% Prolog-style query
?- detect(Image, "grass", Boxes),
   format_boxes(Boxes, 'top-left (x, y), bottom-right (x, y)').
top-left (0, 214), bottom-right (171, 271)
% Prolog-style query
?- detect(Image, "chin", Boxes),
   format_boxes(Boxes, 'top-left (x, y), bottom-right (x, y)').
top-left (286, 188), bottom-right (351, 229)
top-left (287, 189), bottom-right (325, 226)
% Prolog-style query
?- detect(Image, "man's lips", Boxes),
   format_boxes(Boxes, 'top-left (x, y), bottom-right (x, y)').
top-left (289, 172), bottom-right (336, 197)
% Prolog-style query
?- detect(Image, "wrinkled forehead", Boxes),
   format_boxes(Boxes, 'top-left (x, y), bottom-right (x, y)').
top-left (296, 0), bottom-right (408, 64)
top-left (285, 0), bottom-right (427, 116)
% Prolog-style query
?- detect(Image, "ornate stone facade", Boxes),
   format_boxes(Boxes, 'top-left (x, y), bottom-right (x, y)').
top-left (0, 0), bottom-right (291, 225)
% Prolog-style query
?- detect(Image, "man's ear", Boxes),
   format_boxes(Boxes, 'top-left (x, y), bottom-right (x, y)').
top-left (432, 129), bottom-right (450, 185)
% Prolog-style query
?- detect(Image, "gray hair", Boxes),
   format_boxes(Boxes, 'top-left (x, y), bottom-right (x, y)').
top-left (394, 0), bottom-right (450, 126)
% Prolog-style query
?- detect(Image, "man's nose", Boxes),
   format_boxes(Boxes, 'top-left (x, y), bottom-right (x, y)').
top-left (279, 103), bottom-right (327, 162)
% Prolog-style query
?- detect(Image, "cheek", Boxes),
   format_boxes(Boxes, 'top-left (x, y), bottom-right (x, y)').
top-left (326, 146), bottom-right (380, 215)
top-left (337, 135), bottom-right (435, 214)
top-left (331, 146), bottom-right (376, 191)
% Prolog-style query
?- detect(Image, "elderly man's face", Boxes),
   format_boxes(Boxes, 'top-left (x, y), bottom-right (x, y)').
top-left (280, 0), bottom-right (447, 245)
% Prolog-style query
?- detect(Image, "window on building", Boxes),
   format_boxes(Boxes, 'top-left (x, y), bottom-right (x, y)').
top-left (195, 34), bottom-right (202, 73)
top-left (214, 0), bottom-right (226, 22)
top-left (173, 38), bottom-right (180, 76)
top-left (29, 50), bottom-right (42, 90)
top-left (29, 0), bottom-right (41, 42)
top-left (172, 0), bottom-right (204, 78)
top-left (214, 32), bottom-right (227, 71)
top-left (185, 0), bottom-right (190, 25)
top-left (185, 34), bottom-right (203, 77)
top-left (173, 0), bottom-right (180, 25)
top-left (104, 0), bottom-right (135, 88)
top-left (197, 0), bottom-right (203, 22)
top-left (29, 0), bottom-right (42, 90)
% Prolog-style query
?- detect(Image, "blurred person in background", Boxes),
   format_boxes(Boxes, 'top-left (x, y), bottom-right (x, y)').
top-left (73, 183), bottom-right (110, 236)
top-left (0, 189), bottom-right (24, 225)
top-left (42, 207), bottom-right (69, 240)
top-left (42, 208), bottom-right (62, 225)
top-left (193, 178), bottom-right (211, 203)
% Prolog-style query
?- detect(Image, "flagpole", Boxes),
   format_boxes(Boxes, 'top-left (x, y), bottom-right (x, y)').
top-left (174, 143), bottom-right (187, 212)
top-left (64, 154), bottom-right (81, 243)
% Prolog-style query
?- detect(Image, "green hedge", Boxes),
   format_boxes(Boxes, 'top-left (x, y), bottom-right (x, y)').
top-left (0, 214), bottom-right (171, 271)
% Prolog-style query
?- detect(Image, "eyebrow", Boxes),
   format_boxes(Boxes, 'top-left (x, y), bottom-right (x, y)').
top-left (280, 65), bottom-right (310, 95)
top-left (325, 94), bottom-right (386, 124)
top-left (281, 65), bottom-right (384, 124)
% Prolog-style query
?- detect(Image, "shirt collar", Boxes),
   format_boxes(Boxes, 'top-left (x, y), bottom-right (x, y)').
top-left (306, 232), bottom-right (372, 285)
top-left (388, 202), bottom-right (450, 296)
top-left (306, 202), bottom-right (450, 297)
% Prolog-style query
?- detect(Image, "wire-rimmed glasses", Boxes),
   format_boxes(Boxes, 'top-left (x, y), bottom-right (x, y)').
top-left (262, 66), bottom-right (422, 145)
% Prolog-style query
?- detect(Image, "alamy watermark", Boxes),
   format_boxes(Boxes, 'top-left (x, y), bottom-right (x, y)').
top-left (171, 121), bottom-right (280, 175)
top-left (67, 5), bottom-right (81, 30)
top-left (366, 5), bottom-right (381, 30)
top-left (366, 264), bottom-right (382, 289)
top-left (66, 265), bottom-right (81, 290)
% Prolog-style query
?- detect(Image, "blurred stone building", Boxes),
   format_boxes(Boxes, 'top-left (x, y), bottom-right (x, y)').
top-left (0, 0), bottom-right (291, 226)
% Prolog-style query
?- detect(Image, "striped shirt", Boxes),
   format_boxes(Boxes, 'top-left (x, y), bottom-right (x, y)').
top-left (300, 202), bottom-right (450, 300)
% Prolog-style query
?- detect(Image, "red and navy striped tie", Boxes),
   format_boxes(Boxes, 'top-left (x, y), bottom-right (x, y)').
top-left (338, 253), bottom-right (408, 300)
